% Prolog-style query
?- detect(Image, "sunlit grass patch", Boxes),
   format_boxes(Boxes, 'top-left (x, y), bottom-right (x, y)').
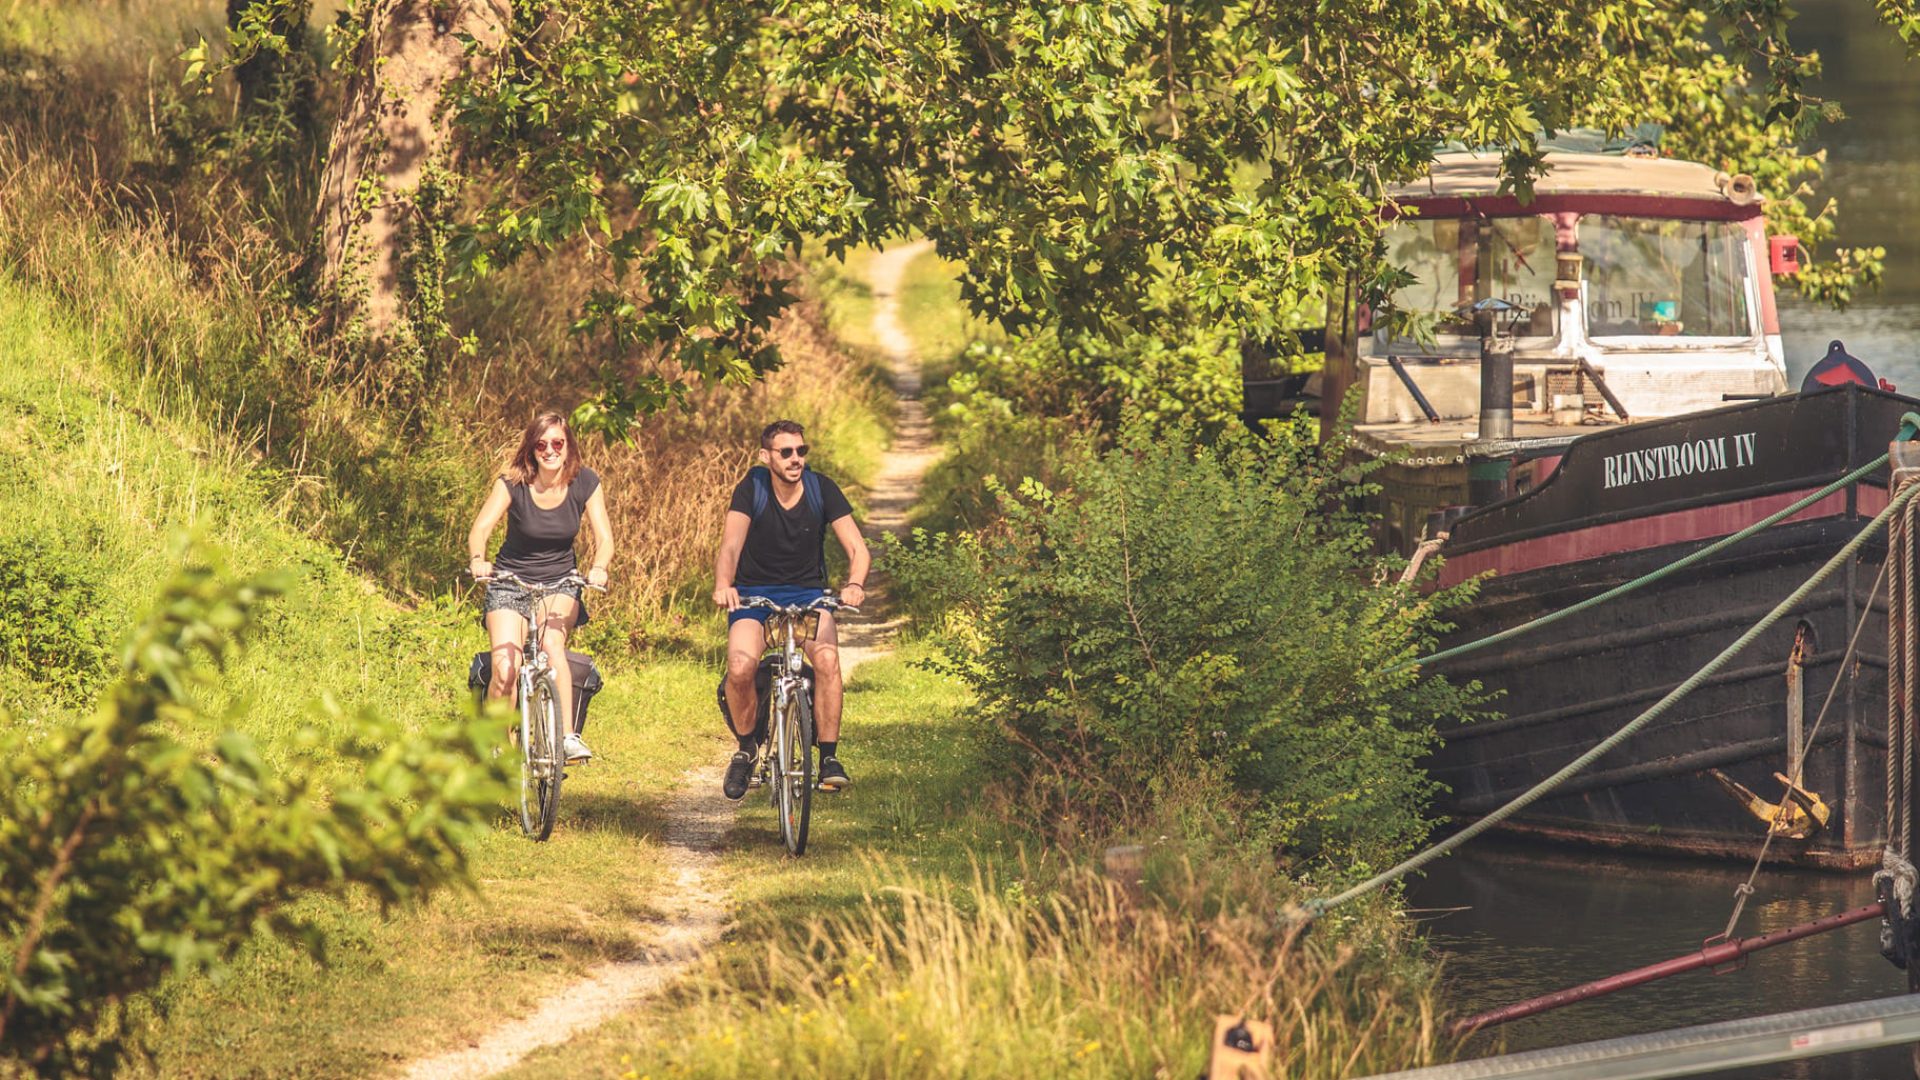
top-left (0, 272), bottom-right (730, 1076)
top-left (627, 861), bottom-right (1446, 1080)
top-left (131, 660), bottom-right (724, 1078)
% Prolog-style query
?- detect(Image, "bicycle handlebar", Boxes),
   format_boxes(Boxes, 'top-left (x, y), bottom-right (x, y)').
top-left (739, 595), bottom-right (857, 615)
top-left (477, 568), bottom-right (607, 593)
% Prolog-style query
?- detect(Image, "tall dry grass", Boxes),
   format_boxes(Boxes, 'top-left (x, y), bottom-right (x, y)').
top-left (0, 8), bottom-right (892, 644)
top-left (449, 239), bottom-right (892, 641)
top-left (636, 860), bottom-right (1449, 1079)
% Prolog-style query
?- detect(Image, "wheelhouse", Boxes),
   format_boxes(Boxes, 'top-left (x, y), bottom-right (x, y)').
top-left (1263, 151), bottom-right (1801, 553)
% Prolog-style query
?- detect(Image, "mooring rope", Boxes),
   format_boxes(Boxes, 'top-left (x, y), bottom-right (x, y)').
top-left (1386, 416), bottom-right (1920, 677)
top-left (1716, 560), bottom-right (1886, 942)
top-left (1305, 478), bottom-right (1920, 920)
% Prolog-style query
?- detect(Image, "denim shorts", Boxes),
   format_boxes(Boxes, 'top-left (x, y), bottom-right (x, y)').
top-left (481, 577), bottom-right (591, 628)
top-left (727, 585), bottom-right (829, 626)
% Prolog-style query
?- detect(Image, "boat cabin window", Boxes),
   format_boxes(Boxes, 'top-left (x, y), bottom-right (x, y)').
top-left (1581, 217), bottom-right (1753, 339)
top-left (1379, 217), bottom-right (1557, 347)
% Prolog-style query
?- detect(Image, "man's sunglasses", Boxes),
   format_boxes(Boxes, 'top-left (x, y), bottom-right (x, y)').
top-left (535, 438), bottom-right (567, 453)
top-left (773, 444), bottom-right (809, 460)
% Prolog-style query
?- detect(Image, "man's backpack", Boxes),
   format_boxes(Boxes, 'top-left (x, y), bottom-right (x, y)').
top-left (746, 465), bottom-right (822, 521)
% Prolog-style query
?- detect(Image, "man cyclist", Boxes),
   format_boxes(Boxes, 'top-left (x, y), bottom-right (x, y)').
top-left (713, 419), bottom-right (870, 800)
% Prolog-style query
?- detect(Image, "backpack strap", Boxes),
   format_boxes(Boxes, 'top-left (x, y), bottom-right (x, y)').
top-left (748, 465), bottom-right (772, 519)
top-left (802, 469), bottom-right (823, 518)
top-left (747, 466), bottom-right (823, 520)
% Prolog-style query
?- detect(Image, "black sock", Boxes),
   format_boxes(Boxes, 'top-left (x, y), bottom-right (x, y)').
top-left (819, 740), bottom-right (837, 760)
top-left (736, 733), bottom-right (758, 754)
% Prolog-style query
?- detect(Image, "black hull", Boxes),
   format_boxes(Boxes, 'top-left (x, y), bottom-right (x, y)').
top-left (1431, 520), bottom-right (1885, 868)
top-left (1415, 386), bottom-right (1919, 869)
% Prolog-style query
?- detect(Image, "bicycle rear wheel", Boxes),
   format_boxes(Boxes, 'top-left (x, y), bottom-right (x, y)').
top-left (524, 675), bottom-right (565, 840)
top-left (778, 689), bottom-right (814, 855)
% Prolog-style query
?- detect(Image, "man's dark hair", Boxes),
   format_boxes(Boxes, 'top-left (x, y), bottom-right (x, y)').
top-left (759, 419), bottom-right (806, 449)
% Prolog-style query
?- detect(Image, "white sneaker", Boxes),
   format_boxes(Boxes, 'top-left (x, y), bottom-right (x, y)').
top-left (562, 733), bottom-right (593, 762)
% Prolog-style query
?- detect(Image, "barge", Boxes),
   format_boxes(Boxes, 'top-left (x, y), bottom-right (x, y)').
top-left (1244, 149), bottom-right (1916, 868)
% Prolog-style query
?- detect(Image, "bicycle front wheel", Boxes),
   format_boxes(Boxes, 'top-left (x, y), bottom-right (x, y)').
top-left (523, 675), bottom-right (565, 841)
top-left (778, 689), bottom-right (814, 855)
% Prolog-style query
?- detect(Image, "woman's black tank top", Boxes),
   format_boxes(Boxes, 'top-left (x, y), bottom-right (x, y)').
top-left (494, 468), bottom-right (599, 580)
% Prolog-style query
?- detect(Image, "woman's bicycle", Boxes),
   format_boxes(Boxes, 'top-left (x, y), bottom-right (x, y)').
top-left (482, 569), bottom-right (604, 841)
top-left (741, 594), bottom-right (854, 856)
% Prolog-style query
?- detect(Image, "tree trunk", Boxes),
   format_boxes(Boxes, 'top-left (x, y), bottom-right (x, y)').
top-left (312, 0), bottom-right (510, 346)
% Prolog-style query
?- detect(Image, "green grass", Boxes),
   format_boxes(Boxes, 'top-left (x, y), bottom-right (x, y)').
top-left (892, 248), bottom-right (994, 382)
top-left (0, 272), bottom-right (743, 1076)
top-left (135, 662), bottom-right (725, 1078)
top-left (811, 245), bottom-right (994, 377)
top-left (487, 645), bottom-right (1025, 1080)
top-left (483, 649), bottom-right (1450, 1080)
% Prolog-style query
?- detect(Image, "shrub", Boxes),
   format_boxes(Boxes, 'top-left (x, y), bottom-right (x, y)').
top-left (945, 323), bottom-right (1244, 436)
top-left (890, 418), bottom-right (1483, 867)
top-left (0, 537), bottom-right (114, 707)
top-left (0, 559), bottom-right (507, 1076)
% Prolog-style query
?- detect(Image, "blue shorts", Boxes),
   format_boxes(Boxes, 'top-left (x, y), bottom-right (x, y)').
top-left (728, 585), bottom-right (830, 626)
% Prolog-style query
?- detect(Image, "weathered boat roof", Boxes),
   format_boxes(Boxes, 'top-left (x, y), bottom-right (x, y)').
top-left (1389, 151), bottom-right (1743, 206)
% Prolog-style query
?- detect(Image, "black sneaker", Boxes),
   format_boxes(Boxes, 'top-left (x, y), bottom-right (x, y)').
top-left (817, 756), bottom-right (851, 792)
top-left (723, 751), bottom-right (755, 800)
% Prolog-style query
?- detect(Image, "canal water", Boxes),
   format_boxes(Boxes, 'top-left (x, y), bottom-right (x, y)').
top-left (1408, 5), bottom-right (1920, 1075)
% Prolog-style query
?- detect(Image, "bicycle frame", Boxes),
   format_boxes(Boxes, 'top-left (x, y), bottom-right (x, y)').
top-left (482, 569), bottom-right (602, 841)
top-left (741, 595), bottom-right (853, 855)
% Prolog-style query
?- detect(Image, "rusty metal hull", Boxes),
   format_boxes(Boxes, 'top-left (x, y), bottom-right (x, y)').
top-left (1420, 386), bottom-right (1917, 870)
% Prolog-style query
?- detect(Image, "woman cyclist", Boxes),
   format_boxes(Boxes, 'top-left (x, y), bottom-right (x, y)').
top-left (467, 410), bottom-right (614, 762)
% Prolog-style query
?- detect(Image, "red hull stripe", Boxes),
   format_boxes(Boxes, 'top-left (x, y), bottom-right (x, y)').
top-left (1437, 484), bottom-right (1886, 587)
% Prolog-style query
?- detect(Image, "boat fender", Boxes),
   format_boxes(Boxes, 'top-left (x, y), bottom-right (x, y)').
top-left (1800, 340), bottom-right (1881, 394)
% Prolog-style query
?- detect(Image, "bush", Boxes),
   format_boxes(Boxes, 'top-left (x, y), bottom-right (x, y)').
top-left (890, 418), bottom-right (1483, 867)
top-left (0, 537), bottom-right (114, 707)
top-left (0, 559), bottom-right (507, 1076)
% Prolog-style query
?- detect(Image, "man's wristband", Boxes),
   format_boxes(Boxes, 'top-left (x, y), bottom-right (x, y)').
top-left (846, 582), bottom-right (866, 591)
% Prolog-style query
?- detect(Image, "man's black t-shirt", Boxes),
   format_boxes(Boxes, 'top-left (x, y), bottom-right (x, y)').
top-left (728, 470), bottom-right (854, 587)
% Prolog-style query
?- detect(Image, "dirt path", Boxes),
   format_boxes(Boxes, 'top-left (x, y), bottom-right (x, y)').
top-left (839, 238), bottom-right (939, 672)
top-left (395, 242), bottom-right (938, 1079)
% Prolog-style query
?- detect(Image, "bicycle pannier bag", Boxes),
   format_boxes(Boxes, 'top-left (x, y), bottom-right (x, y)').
top-left (469, 650), bottom-right (603, 733)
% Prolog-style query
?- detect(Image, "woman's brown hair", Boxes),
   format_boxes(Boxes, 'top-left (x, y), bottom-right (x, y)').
top-left (505, 410), bottom-right (583, 487)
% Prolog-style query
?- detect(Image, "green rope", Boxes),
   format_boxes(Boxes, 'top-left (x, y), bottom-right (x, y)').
top-left (1307, 477), bottom-right (1920, 920)
top-left (1387, 414), bottom-right (1920, 676)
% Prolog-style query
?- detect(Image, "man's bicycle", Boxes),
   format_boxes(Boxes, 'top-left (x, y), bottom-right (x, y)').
top-left (482, 569), bottom-right (604, 841)
top-left (741, 594), bottom-right (854, 856)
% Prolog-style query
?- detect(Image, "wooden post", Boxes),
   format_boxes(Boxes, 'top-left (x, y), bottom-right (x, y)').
top-left (1207, 1015), bottom-right (1274, 1080)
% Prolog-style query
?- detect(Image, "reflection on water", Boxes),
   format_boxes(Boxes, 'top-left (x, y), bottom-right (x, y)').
top-left (1408, 845), bottom-right (1909, 1078)
top-left (1413, 10), bottom-right (1920, 1074)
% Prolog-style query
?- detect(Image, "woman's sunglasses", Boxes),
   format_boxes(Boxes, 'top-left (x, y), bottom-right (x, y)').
top-left (535, 438), bottom-right (567, 453)
top-left (773, 445), bottom-right (809, 460)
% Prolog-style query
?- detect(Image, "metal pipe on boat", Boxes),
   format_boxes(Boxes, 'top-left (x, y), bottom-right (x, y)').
top-left (1576, 355), bottom-right (1630, 420)
top-left (1478, 341), bottom-right (1513, 442)
top-left (1386, 356), bottom-right (1442, 424)
top-left (1446, 902), bottom-right (1888, 1037)
top-left (1471, 298), bottom-right (1517, 442)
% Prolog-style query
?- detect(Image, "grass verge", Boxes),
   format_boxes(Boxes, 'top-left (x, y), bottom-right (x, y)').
top-left (486, 648), bottom-right (1448, 1080)
top-left (0, 270), bottom-right (733, 1077)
